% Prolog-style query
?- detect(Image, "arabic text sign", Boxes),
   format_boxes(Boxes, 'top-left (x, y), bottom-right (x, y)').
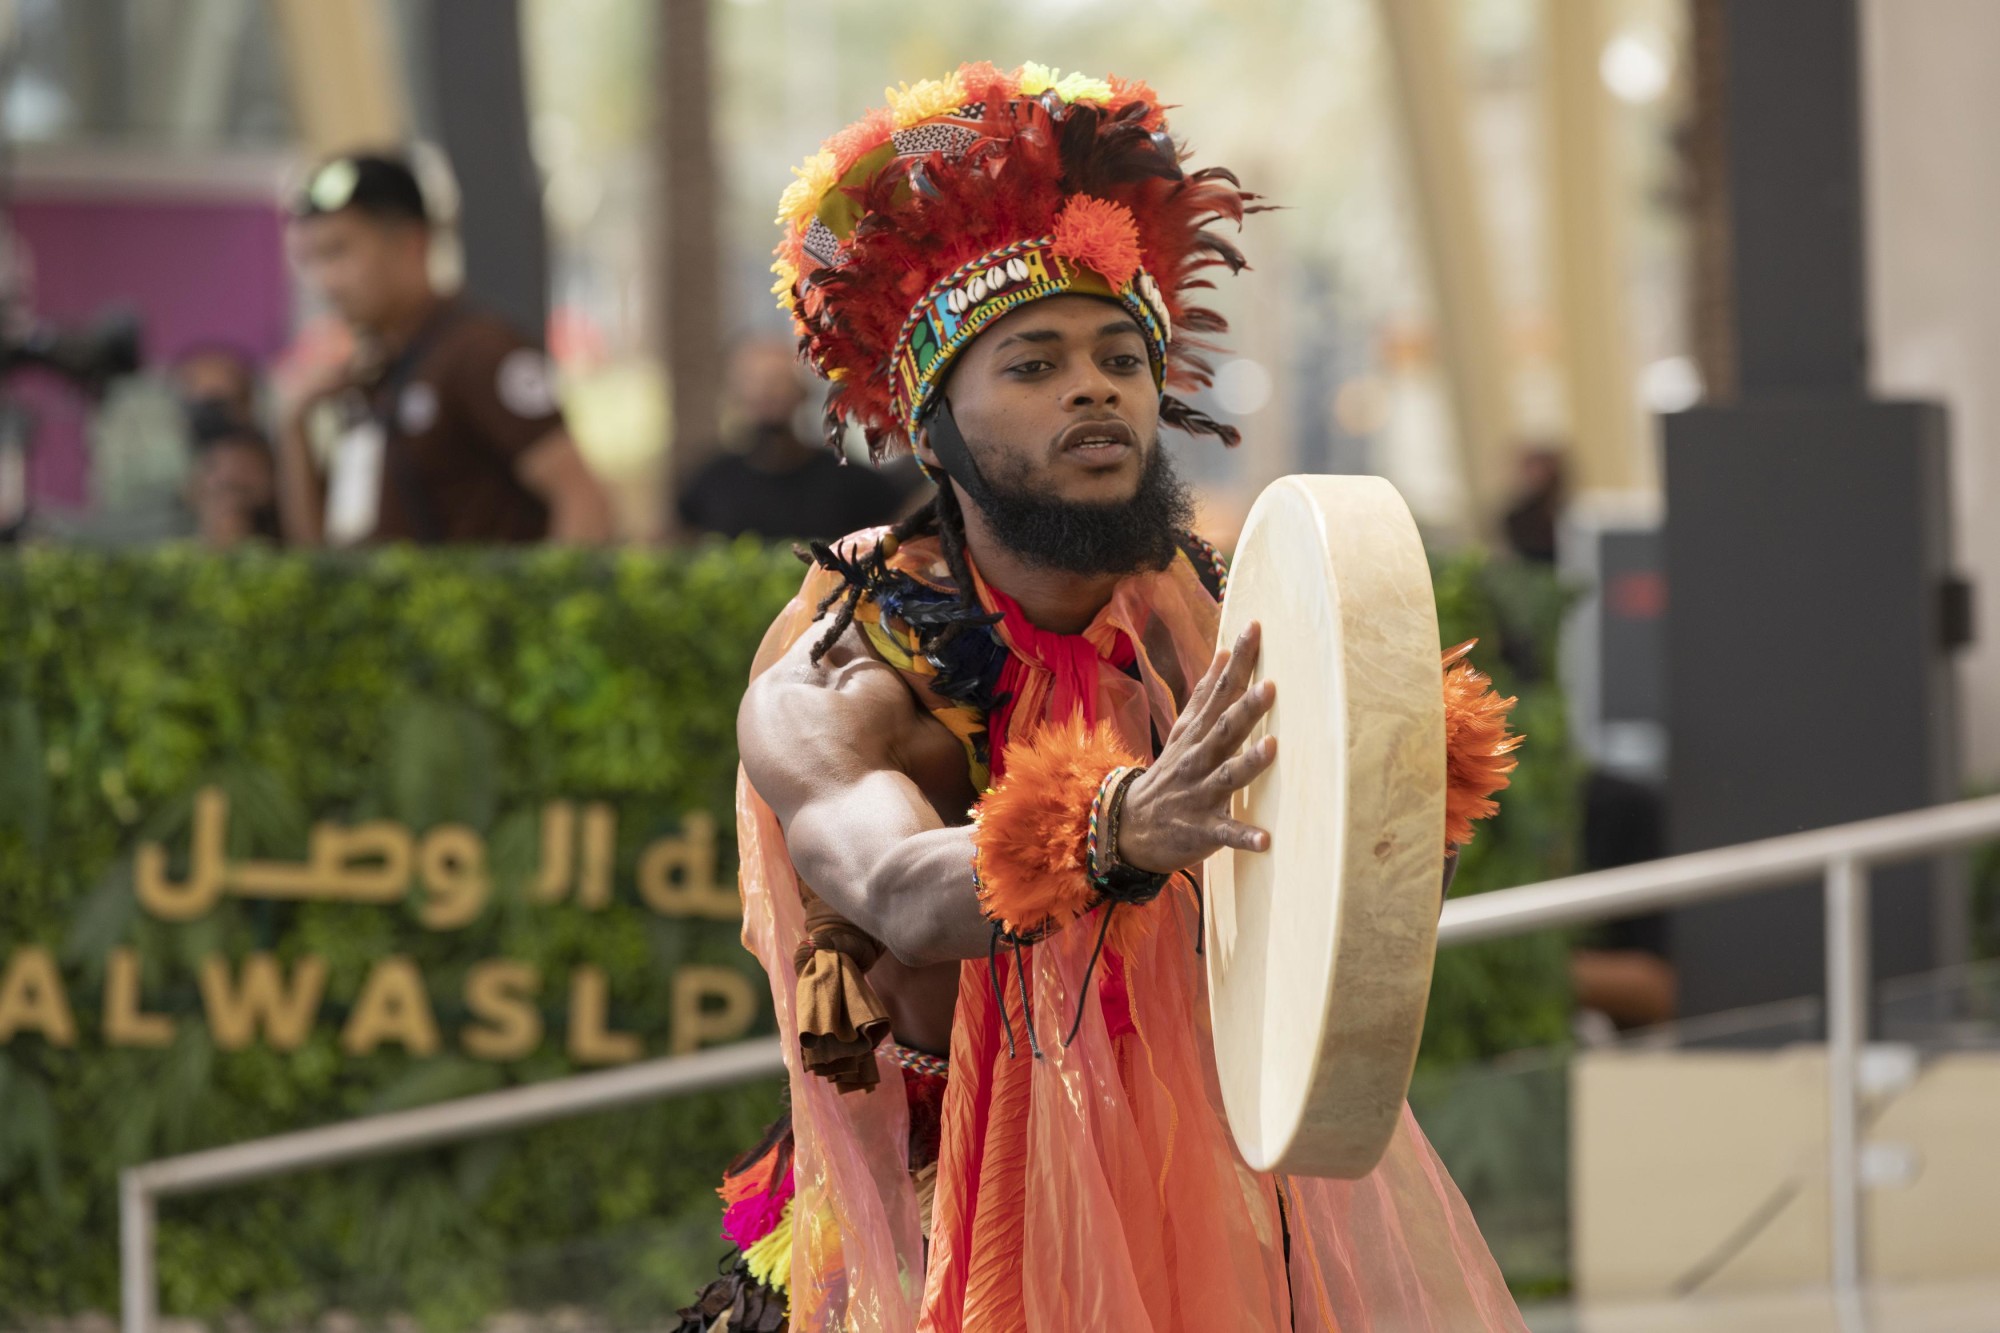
top-left (0, 788), bottom-right (759, 1063)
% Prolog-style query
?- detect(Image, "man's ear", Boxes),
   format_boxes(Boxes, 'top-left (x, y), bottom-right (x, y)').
top-left (913, 422), bottom-right (941, 471)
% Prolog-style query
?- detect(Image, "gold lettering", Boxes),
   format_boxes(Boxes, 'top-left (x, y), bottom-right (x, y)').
top-left (417, 825), bottom-right (490, 929)
top-left (229, 823), bottom-right (412, 904)
top-left (566, 965), bottom-right (640, 1065)
top-left (134, 786), bottom-right (228, 921)
top-left (577, 803), bottom-right (616, 909)
top-left (0, 947), bottom-right (77, 1047)
top-left (340, 956), bottom-right (441, 1056)
top-left (105, 947), bottom-right (174, 1047)
top-left (461, 960), bottom-right (542, 1060)
top-left (533, 803), bottom-right (575, 903)
top-left (317, 822), bottom-right (413, 902)
top-left (199, 953), bottom-right (326, 1052)
top-left (637, 812), bottom-right (738, 920)
top-left (669, 965), bottom-right (757, 1055)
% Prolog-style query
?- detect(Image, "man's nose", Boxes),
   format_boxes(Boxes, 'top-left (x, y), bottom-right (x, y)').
top-left (1061, 364), bottom-right (1121, 409)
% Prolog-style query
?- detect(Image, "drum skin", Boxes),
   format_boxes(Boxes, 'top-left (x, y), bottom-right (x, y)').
top-left (1202, 475), bottom-right (1445, 1178)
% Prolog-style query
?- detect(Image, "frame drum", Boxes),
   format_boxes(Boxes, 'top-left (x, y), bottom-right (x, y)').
top-left (1203, 475), bottom-right (1445, 1178)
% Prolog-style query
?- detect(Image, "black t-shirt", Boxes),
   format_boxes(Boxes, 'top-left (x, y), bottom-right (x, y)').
top-left (677, 436), bottom-right (920, 542)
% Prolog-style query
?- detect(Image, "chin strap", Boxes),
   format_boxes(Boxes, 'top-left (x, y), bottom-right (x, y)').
top-left (919, 398), bottom-right (997, 509)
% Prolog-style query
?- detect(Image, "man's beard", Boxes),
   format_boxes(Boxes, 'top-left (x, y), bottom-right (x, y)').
top-left (966, 437), bottom-right (1195, 576)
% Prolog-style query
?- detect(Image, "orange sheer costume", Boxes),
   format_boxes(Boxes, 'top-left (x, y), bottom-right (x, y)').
top-left (734, 534), bottom-right (1527, 1332)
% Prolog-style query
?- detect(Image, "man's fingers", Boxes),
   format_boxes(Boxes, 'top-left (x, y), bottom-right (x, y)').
top-left (1212, 817), bottom-right (1271, 854)
top-left (1201, 678), bottom-right (1276, 767)
top-left (1216, 622), bottom-right (1263, 705)
top-left (1208, 733), bottom-right (1278, 794)
top-left (1186, 623), bottom-right (1263, 735)
top-left (1182, 646), bottom-right (1232, 728)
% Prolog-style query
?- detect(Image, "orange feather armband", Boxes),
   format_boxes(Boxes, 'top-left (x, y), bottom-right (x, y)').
top-left (1441, 639), bottom-right (1524, 848)
top-left (970, 716), bottom-right (1144, 942)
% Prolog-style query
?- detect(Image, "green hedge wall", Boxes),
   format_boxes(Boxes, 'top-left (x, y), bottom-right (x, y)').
top-left (0, 542), bottom-right (1576, 1328)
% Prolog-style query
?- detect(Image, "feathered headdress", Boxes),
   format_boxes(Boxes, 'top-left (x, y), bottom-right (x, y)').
top-left (773, 62), bottom-right (1259, 463)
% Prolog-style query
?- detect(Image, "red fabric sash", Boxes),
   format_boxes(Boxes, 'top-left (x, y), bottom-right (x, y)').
top-left (982, 581), bottom-right (1136, 783)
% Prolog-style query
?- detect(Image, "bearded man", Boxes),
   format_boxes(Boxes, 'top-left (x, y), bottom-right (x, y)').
top-left (679, 63), bottom-right (1526, 1333)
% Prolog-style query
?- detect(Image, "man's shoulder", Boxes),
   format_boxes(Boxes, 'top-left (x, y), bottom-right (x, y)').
top-left (740, 618), bottom-right (916, 780)
top-left (421, 303), bottom-right (563, 430)
top-left (424, 304), bottom-right (547, 382)
top-left (431, 302), bottom-right (533, 354)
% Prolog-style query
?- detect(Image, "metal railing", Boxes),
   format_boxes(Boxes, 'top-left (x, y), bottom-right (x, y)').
top-left (119, 1037), bottom-right (786, 1333)
top-left (118, 793), bottom-right (2000, 1333)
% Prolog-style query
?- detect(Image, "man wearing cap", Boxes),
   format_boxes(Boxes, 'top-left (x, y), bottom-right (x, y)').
top-left (278, 152), bottom-right (613, 546)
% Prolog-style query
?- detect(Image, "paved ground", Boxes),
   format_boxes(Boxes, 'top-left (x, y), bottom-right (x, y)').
top-left (1525, 1279), bottom-right (2000, 1332)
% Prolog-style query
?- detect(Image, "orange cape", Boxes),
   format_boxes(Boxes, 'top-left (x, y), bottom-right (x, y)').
top-left (736, 534), bottom-right (1526, 1331)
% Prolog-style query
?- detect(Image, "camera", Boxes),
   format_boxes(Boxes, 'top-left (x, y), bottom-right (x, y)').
top-left (0, 309), bottom-right (146, 540)
top-left (2, 310), bottom-right (143, 388)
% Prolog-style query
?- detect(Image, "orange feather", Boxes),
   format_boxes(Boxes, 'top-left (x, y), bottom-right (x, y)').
top-left (1441, 639), bottom-right (1523, 848)
top-left (972, 715), bottom-right (1140, 937)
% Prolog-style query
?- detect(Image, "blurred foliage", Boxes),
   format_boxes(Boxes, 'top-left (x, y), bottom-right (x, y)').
top-left (1414, 553), bottom-right (1583, 1300)
top-left (0, 542), bottom-right (801, 1328)
top-left (0, 541), bottom-right (1578, 1326)
top-left (1972, 781), bottom-right (2000, 961)
top-left (1423, 553), bottom-right (1581, 1069)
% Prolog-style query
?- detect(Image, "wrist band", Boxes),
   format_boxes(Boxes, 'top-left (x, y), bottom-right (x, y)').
top-left (1086, 764), bottom-right (1140, 883)
top-left (971, 716), bottom-right (1143, 943)
top-left (1094, 765), bottom-right (1172, 904)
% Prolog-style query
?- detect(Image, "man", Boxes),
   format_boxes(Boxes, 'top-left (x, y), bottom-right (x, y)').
top-left (677, 335), bottom-right (922, 542)
top-left (277, 153), bottom-right (613, 545)
top-left (680, 65), bottom-right (1525, 1332)
top-left (170, 344), bottom-right (281, 547)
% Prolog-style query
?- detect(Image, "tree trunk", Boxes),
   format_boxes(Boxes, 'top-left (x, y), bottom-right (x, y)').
top-left (653, 0), bottom-right (723, 544)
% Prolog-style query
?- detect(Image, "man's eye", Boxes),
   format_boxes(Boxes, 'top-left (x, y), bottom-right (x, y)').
top-left (1104, 354), bottom-right (1144, 371)
top-left (1007, 360), bottom-right (1052, 375)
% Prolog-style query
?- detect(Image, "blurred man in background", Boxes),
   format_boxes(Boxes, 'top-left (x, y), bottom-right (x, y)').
top-left (676, 335), bottom-right (920, 543)
top-left (1501, 444), bottom-right (1565, 567)
top-left (279, 153), bottom-right (613, 546)
top-left (171, 345), bottom-right (281, 547)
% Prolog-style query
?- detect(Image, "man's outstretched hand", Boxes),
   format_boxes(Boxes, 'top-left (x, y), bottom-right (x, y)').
top-left (1116, 620), bottom-right (1279, 874)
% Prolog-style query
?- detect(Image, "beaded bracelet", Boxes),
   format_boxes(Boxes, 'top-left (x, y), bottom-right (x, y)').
top-left (1090, 764), bottom-right (1173, 904)
top-left (1086, 764), bottom-right (1139, 883)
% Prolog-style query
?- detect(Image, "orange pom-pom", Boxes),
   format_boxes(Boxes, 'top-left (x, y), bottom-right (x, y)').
top-left (1441, 640), bottom-right (1523, 848)
top-left (957, 61), bottom-right (1011, 100)
top-left (822, 105), bottom-right (895, 177)
top-left (1051, 195), bottom-right (1145, 290)
top-left (973, 715), bottom-right (1141, 938)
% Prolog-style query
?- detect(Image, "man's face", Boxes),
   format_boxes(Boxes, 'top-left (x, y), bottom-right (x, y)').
top-left (921, 294), bottom-right (1192, 576)
top-left (727, 338), bottom-right (807, 429)
top-left (287, 211), bottom-right (427, 332)
top-left (927, 294), bottom-right (1160, 507)
top-left (172, 351), bottom-right (257, 418)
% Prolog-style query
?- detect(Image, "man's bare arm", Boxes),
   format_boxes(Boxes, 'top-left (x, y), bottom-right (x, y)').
top-left (517, 431), bottom-right (617, 544)
top-left (739, 648), bottom-right (991, 966)
top-left (739, 623), bottom-right (1280, 967)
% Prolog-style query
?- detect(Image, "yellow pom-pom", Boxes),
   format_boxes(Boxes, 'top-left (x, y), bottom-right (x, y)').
top-left (885, 72), bottom-right (968, 128)
top-left (770, 257), bottom-right (800, 312)
top-left (1053, 70), bottom-right (1114, 103)
top-left (777, 150), bottom-right (839, 227)
top-left (743, 1199), bottom-right (793, 1295)
top-left (1017, 61), bottom-right (1059, 96)
top-left (1016, 62), bottom-right (1112, 104)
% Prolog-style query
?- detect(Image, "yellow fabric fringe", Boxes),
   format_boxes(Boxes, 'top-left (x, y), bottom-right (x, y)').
top-left (743, 1198), bottom-right (793, 1300)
